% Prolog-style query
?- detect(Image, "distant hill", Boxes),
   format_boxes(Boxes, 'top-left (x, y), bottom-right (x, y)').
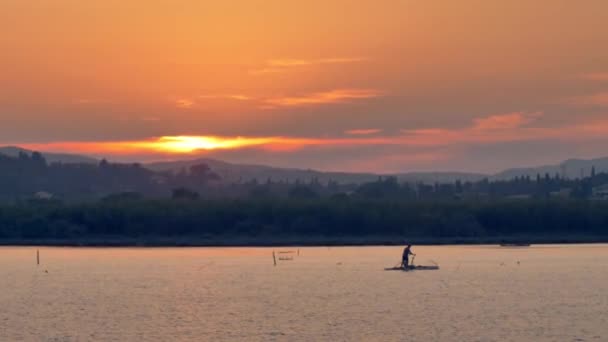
top-left (146, 158), bottom-right (382, 184)
top-left (145, 158), bottom-right (487, 184)
top-left (0, 146), bottom-right (98, 164)
top-left (493, 157), bottom-right (608, 180)
top-left (3, 145), bottom-right (608, 183)
top-left (147, 155), bottom-right (608, 184)
top-left (395, 172), bottom-right (487, 184)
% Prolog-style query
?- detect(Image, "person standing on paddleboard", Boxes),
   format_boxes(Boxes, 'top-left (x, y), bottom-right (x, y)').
top-left (402, 244), bottom-right (416, 268)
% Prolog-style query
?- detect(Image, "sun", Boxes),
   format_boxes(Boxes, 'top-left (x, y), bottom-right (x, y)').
top-left (138, 136), bottom-right (276, 153)
top-left (153, 136), bottom-right (230, 152)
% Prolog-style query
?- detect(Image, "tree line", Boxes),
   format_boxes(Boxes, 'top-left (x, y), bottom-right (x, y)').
top-left (1, 198), bottom-right (607, 241)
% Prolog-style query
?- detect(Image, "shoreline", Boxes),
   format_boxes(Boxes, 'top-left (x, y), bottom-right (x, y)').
top-left (1, 235), bottom-right (607, 247)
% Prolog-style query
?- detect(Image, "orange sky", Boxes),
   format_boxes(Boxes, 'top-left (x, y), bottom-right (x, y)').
top-left (2, 1), bottom-right (608, 172)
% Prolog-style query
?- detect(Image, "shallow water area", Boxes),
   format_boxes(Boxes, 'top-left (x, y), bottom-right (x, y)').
top-left (1, 245), bottom-right (607, 341)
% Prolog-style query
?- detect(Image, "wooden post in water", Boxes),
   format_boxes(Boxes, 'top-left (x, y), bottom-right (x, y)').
top-left (36, 249), bottom-right (40, 266)
top-left (272, 250), bottom-right (277, 266)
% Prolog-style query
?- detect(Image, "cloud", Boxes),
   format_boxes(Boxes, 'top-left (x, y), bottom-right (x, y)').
top-left (250, 57), bottom-right (367, 75)
top-left (172, 94), bottom-right (253, 108)
top-left (264, 59), bottom-right (318, 67)
top-left (397, 111), bottom-right (608, 148)
top-left (472, 112), bottom-right (543, 130)
top-left (198, 94), bottom-right (253, 101)
top-left (264, 89), bottom-right (383, 108)
top-left (401, 112), bottom-right (549, 146)
top-left (248, 68), bottom-right (285, 75)
top-left (568, 92), bottom-right (608, 107)
top-left (71, 99), bottom-right (113, 105)
top-left (580, 73), bottom-right (608, 81)
top-left (172, 89), bottom-right (382, 110)
top-left (345, 129), bottom-right (382, 135)
top-left (175, 99), bottom-right (195, 109)
top-left (227, 95), bottom-right (253, 101)
top-left (267, 57), bottom-right (367, 67)
top-left (401, 128), bottom-right (449, 136)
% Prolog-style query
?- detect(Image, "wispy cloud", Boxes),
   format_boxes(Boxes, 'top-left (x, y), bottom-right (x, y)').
top-left (264, 89), bottom-right (383, 108)
top-left (345, 129), bottom-right (382, 135)
top-left (396, 111), bottom-right (608, 148)
top-left (248, 68), bottom-right (285, 75)
top-left (580, 72), bottom-right (608, 81)
top-left (175, 99), bottom-right (195, 109)
top-left (227, 95), bottom-right (252, 101)
top-left (472, 112), bottom-right (543, 130)
top-left (568, 92), bottom-right (608, 107)
top-left (71, 99), bottom-right (113, 105)
top-left (173, 89), bottom-right (382, 110)
top-left (401, 128), bottom-right (448, 136)
top-left (401, 112), bottom-right (549, 146)
top-left (198, 94), bottom-right (253, 101)
top-left (267, 57), bottom-right (367, 67)
top-left (250, 57), bottom-right (367, 75)
top-left (173, 94), bottom-right (254, 108)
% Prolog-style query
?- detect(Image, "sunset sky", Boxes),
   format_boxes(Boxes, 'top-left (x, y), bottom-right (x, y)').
top-left (2, 0), bottom-right (608, 173)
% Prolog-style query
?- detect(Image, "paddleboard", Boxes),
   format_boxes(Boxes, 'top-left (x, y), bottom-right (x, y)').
top-left (384, 265), bottom-right (439, 271)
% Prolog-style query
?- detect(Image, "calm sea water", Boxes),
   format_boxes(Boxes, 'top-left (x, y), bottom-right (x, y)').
top-left (1, 245), bottom-right (607, 341)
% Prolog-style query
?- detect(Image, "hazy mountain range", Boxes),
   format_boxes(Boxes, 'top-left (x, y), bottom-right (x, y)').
top-left (1, 146), bottom-right (606, 184)
top-left (492, 158), bottom-right (608, 181)
top-left (0, 146), bottom-right (98, 165)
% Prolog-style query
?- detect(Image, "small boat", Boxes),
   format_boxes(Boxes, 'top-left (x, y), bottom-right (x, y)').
top-left (384, 265), bottom-right (439, 271)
